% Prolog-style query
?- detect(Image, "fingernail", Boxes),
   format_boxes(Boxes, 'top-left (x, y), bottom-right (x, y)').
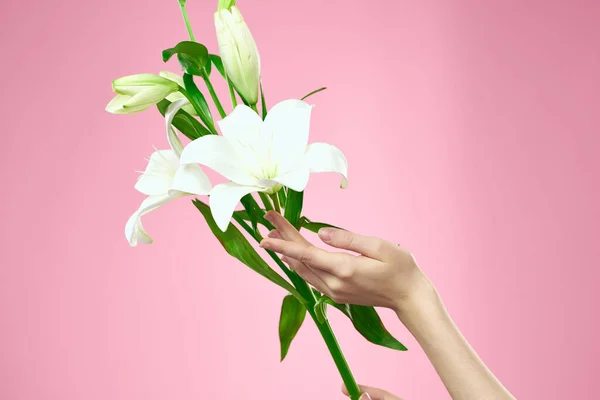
top-left (359, 394), bottom-right (372, 400)
top-left (264, 211), bottom-right (275, 222)
top-left (267, 230), bottom-right (278, 238)
top-left (318, 228), bottom-right (333, 241)
top-left (259, 239), bottom-right (268, 248)
top-left (281, 256), bottom-right (289, 263)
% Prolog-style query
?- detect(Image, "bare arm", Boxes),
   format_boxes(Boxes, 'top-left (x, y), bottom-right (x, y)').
top-left (260, 211), bottom-right (515, 400)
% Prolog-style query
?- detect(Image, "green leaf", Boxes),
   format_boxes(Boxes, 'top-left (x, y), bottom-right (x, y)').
top-left (156, 99), bottom-right (211, 140)
top-left (162, 41), bottom-right (209, 76)
top-left (183, 74), bottom-right (216, 134)
top-left (240, 195), bottom-right (260, 238)
top-left (277, 187), bottom-right (287, 209)
top-left (299, 216), bottom-right (341, 233)
top-left (192, 199), bottom-right (301, 298)
top-left (260, 82), bottom-right (268, 120)
top-left (284, 189), bottom-right (304, 229)
top-left (328, 300), bottom-right (407, 351)
top-left (210, 54), bottom-right (226, 78)
top-left (301, 87), bottom-right (327, 101)
top-left (279, 294), bottom-right (307, 361)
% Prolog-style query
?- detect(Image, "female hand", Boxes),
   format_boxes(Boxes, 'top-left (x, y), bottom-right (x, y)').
top-left (260, 211), bottom-right (516, 400)
top-left (259, 211), bottom-right (434, 314)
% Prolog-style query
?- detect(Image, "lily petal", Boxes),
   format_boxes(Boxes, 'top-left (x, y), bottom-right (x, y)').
top-left (165, 98), bottom-right (190, 157)
top-left (125, 86), bottom-right (172, 110)
top-left (217, 104), bottom-right (263, 144)
top-left (106, 94), bottom-right (150, 114)
top-left (125, 194), bottom-right (175, 246)
top-left (134, 150), bottom-right (180, 195)
top-left (263, 99), bottom-right (313, 172)
top-left (170, 164), bottom-right (212, 196)
top-left (209, 182), bottom-right (265, 231)
top-left (304, 142), bottom-right (349, 188)
top-left (272, 167), bottom-right (310, 192)
top-left (180, 135), bottom-right (257, 186)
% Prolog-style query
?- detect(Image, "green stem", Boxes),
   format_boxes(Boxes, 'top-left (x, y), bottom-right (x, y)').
top-left (178, 1), bottom-right (196, 41)
top-left (202, 72), bottom-right (227, 118)
top-left (309, 311), bottom-right (362, 400)
top-left (235, 211), bottom-right (361, 399)
top-left (250, 103), bottom-right (259, 113)
top-left (270, 193), bottom-right (281, 213)
top-left (227, 78), bottom-right (238, 108)
top-left (258, 192), bottom-right (274, 211)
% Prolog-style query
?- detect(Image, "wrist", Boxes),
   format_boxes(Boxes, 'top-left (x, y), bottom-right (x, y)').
top-left (392, 275), bottom-right (443, 327)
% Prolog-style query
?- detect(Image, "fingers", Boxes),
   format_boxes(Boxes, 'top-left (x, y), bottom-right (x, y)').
top-left (318, 228), bottom-right (398, 261)
top-left (281, 255), bottom-right (331, 294)
top-left (260, 237), bottom-right (344, 274)
top-left (342, 384), bottom-right (403, 400)
top-left (264, 211), bottom-right (308, 244)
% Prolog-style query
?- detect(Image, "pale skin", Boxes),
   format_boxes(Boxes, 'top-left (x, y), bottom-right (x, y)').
top-left (259, 211), bottom-right (516, 400)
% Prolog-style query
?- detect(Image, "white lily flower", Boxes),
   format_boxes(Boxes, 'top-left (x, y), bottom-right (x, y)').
top-left (106, 74), bottom-right (179, 115)
top-left (159, 71), bottom-right (198, 116)
top-left (180, 99), bottom-right (348, 231)
top-left (125, 99), bottom-right (212, 246)
top-left (214, 5), bottom-right (260, 105)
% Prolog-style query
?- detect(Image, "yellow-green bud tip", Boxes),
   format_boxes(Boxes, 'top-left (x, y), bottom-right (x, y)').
top-left (217, 0), bottom-right (236, 11)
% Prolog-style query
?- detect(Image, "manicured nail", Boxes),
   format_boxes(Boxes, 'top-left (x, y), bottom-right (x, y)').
top-left (259, 239), bottom-right (268, 248)
top-left (268, 230), bottom-right (278, 238)
top-left (359, 394), bottom-right (372, 400)
top-left (318, 228), bottom-right (333, 241)
top-left (265, 210), bottom-right (280, 220)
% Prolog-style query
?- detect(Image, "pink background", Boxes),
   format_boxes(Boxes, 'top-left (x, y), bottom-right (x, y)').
top-left (1, 0), bottom-right (599, 399)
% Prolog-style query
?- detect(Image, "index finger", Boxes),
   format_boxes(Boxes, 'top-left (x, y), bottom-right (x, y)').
top-left (264, 211), bottom-right (309, 244)
top-left (260, 237), bottom-right (345, 274)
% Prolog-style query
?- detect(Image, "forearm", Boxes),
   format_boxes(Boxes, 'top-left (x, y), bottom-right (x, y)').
top-left (395, 281), bottom-right (515, 400)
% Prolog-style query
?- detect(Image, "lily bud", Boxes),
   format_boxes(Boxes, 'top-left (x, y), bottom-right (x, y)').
top-left (106, 74), bottom-right (179, 114)
top-left (214, 6), bottom-right (260, 105)
top-left (159, 71), bottom-right (198, 116)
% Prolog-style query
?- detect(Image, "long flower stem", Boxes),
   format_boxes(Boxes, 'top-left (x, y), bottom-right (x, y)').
top-left (202, 73), bottom-right (227, 118)
top-left (178, 1), bottom-right (195, 41)
top-left (310, 310), bottom-right (362, 400)
top-left (235, 212), bottom-right (361, 399)
top-left (228, 78), bottom-right (238, 108)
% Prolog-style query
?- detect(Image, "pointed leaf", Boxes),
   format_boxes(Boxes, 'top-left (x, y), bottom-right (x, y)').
top-left (279, 294), bottom-right (307, 361)
top-left (240, 195), bottom-right (260, 238)
top-left (163, 41), bottom-right (209, 76)
top-left (260, 81), bottom-right (268, 120)
top-left (284, 189), bottom-right (304, 229)
top-left (193, 199), bottom-right (301, 298)
top-left (157, 99), bottom-right (211, 140)
top-left (299, 216), bottom-right (342, 233)
top-left (327, 300), bottom-right (407, 351)
top-left (210, 54), bottom-right (226, 78)
top-left (183, 74), bottom-right (217, 134)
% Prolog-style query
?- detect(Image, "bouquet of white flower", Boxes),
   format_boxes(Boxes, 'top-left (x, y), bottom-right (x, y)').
top-left (107, 1), bottom-right (406, 398)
